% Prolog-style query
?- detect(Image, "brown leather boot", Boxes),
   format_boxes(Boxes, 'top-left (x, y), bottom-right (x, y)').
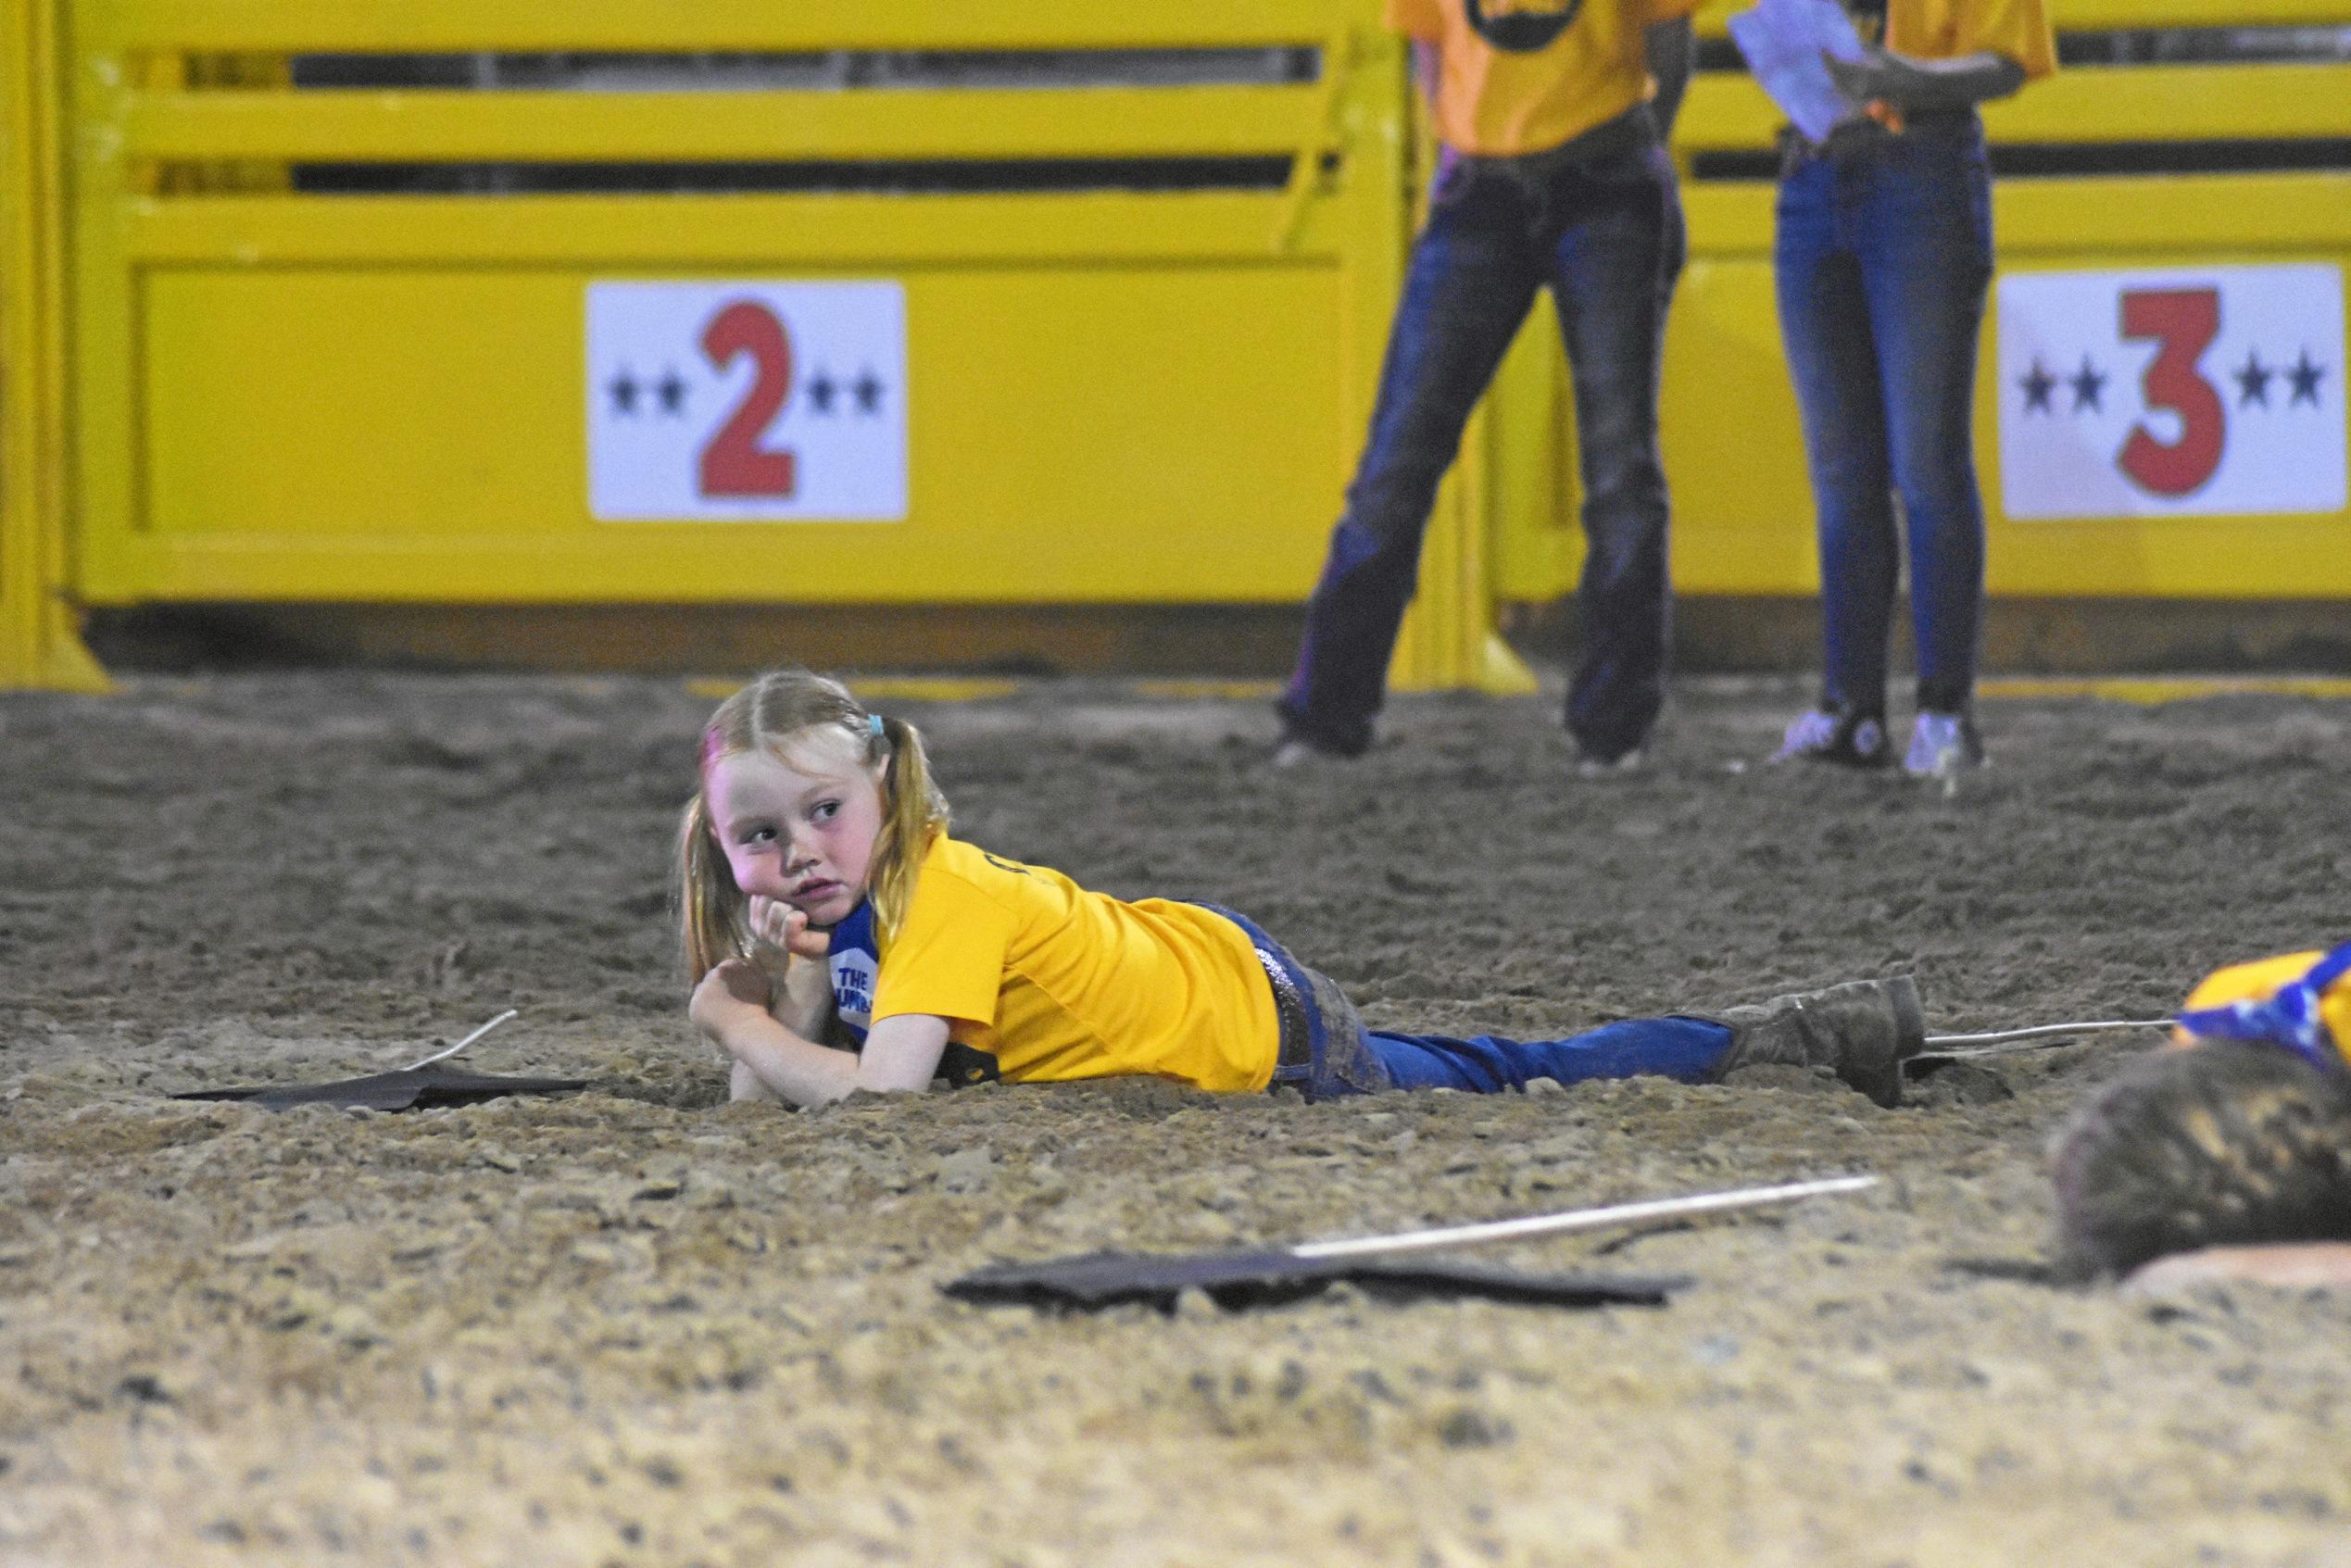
top-left (1709, 975), bottom-right (1925, 1109)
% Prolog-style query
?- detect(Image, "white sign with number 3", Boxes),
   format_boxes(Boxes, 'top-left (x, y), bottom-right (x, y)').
top-left (586, 281), bottom-right (908, 521)
top-left (1995, 264), bottom-right (2345, 521)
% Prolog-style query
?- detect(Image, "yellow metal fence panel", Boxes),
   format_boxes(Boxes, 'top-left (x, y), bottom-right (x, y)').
top-left (39, 0), bottom-right (1518, 687)
top-left (32, 0), bottom-right (2337, 692)
top-left (1, 0), bottom-right (107, 688)
top-left (94, 2), bottom-right (1375, 53)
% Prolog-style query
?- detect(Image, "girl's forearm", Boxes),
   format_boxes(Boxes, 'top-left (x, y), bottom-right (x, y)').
top-left (710, 1010), bottom-right (867, 1108)
top-left (1881, 50), bottom-right (2027, 110)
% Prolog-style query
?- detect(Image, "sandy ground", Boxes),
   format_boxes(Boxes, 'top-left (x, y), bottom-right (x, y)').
top-left (4, 672), bottom-right (2348, 1568)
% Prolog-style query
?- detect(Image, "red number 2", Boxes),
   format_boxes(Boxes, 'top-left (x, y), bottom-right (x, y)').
top-left (698, 301), bottom-right (798, 498)
top-left (2117, 287), bottom-right (2225, 498)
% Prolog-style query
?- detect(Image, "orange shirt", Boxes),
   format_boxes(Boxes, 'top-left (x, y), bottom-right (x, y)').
top-left (1386, 0), bottom-right (1704, 157)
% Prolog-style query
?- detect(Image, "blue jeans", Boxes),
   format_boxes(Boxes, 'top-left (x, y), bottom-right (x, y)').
top-left (1367, 1017), bottom-right (1731, 1093)
top-left (1775, 115), bottom-right (1994, 718)
top-left (1279, 106), bottom-right (1686, 763)
top-left (1211, 903), bottom-right (1732, 1102)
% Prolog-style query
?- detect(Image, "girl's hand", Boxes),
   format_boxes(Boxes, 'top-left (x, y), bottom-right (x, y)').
top-left (744, 896), bottom-right (837, 1035)
top-left (748, 895), bottom-right (833, 962)
top-left (690, 958), bottom-right (774, 1043)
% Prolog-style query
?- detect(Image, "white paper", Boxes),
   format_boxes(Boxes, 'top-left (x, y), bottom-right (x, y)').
top-left (1727, 0), bottom-right (1870, 144)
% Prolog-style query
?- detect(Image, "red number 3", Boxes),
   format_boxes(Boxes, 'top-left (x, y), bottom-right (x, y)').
top-left (2117, 287), bottom-right (2225, 497)
top-left (698, 301), bottom-right (798, 498)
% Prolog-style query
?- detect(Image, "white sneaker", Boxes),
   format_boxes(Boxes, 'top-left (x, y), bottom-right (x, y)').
top-left (1271, 737), bottom-right (1342, 770)
top-left (1576, 746), bottom-right (1646, 779)
top-left (1902, 711), bottom-right (1985, 779)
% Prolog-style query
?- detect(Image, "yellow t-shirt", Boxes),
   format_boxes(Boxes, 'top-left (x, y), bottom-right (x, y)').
top-left (1386, 0), bottom-right (1703, 157)
top-left (1883, 0), bottom-right (2056, 79)
top-left (870, 834), bottom-right (1281, 1093)
top-left (2176, 950), bottom-right (2351, 1065)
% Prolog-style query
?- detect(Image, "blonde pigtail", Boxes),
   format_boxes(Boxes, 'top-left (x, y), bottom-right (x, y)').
top-left (677, 793), bottom-right (748, 983)
top-left (865, 713), bottom-right (950, 944)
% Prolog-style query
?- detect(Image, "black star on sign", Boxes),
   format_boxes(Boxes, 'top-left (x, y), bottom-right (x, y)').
top-left (606, 369), bottom-right (641, 417)
top-left (2232, 350), bottom-right (2273, 408)
top-left (656, 368), bottom-right (688, 416)
top-left (2068, 356), bottom-right (2107, 415)
top-left (853, 370), bottom-right (886, 414)
top-left (2018, 358), bottom-right (2056, 414)
top-left (2287, 349), bottom-right (2329, 408)
top-left (805, 370), bottom-right (838, 416)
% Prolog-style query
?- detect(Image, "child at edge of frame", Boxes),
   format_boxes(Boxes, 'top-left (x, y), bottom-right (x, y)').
top-left (2051, 943), bottom-right (2351, 1291)
top-left (677, 669), bottom-right (1927, 1116)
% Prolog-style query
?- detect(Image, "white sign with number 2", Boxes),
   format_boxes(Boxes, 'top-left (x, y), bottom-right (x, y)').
top-left (586, 281), bottom-right (907, 521)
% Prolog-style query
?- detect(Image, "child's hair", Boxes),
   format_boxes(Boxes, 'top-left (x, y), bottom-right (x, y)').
top-left (2050, 1042), bottom-right (2351, 1281)
top-left (678, 670), bottom-right (949, 982)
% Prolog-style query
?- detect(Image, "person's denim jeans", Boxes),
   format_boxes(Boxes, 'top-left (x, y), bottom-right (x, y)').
top-left (1365, 1017), bottom-right (1731, 1093)
top-left (1278, 107), bottom-right (1686, 763)
top-left (1775, 116), bottom-right (1994, 719)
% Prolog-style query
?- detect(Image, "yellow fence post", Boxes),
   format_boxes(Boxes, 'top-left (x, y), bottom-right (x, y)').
top-left (0, 0), bottom-right (109, 691)
top-left (48, 2), bottom-right (1540, 690)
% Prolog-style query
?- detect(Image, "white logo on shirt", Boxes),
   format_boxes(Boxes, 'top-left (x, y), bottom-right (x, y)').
top-left (829, 950), bottom-right (876, 1032)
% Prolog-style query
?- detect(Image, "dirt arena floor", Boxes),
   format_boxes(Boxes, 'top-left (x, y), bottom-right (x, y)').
top-left (5, 672), bottom-right (2348, 1567)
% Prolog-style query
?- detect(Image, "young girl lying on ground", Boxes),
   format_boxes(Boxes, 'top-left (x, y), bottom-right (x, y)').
top-left (678, 671), bottom-right (1926, 1112)
top-left (2053, 944), bottom-right (2351, 1288)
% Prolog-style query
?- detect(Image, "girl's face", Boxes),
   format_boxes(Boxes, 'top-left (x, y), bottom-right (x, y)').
top-left (705, 734), bottom-right (885, 929)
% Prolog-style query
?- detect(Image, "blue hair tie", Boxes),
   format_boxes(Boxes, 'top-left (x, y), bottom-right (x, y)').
top-left (868, 713), bottom-right (886, 740)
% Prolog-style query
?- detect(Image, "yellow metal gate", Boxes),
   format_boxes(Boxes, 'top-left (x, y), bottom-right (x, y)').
top-left (2, 0), bottom-right (1518, 689)
top-left (14, 1), bottom-right (2345, 694)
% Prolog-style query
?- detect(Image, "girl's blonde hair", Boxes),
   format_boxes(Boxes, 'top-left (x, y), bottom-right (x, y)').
top-left (678, 670), bottom-right (949, 983)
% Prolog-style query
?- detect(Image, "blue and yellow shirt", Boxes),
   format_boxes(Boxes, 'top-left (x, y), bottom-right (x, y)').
top-left (2177, 948), bottom-right (2351, 1068)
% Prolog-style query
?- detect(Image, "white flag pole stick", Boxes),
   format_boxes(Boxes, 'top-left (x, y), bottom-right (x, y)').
top-left (1922, 1019), bottom-right (2171, 1050)
top-left (400, 1010), bottom-right (520, 1073)
top-left (1289, 1173), bottom-right (1878, 1262)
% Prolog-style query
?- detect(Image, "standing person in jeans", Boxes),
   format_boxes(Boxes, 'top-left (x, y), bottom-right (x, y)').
top-left (1768, 0), bottom-right (2054, 776)
top-left (1276, 0), bottom-right (1698, 775)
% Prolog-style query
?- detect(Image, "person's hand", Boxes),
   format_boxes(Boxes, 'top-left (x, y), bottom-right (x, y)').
top-left (748, 895), bottom-right (831, 962)
top-left (689, 958), bottom-right (774, 1047)
top-left (2125, 1243), bottom-right (2351, 1294)
top-left (745, 895), bottom-right (837, 1029)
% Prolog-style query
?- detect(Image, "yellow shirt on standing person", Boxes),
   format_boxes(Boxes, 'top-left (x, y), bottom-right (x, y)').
top-left (1882, 0), bottom-right (2056, 78)
top-left (869, 834), bottom-right (1281, 1093)
top-left (1386, 0), bottom-right (1704, 157)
